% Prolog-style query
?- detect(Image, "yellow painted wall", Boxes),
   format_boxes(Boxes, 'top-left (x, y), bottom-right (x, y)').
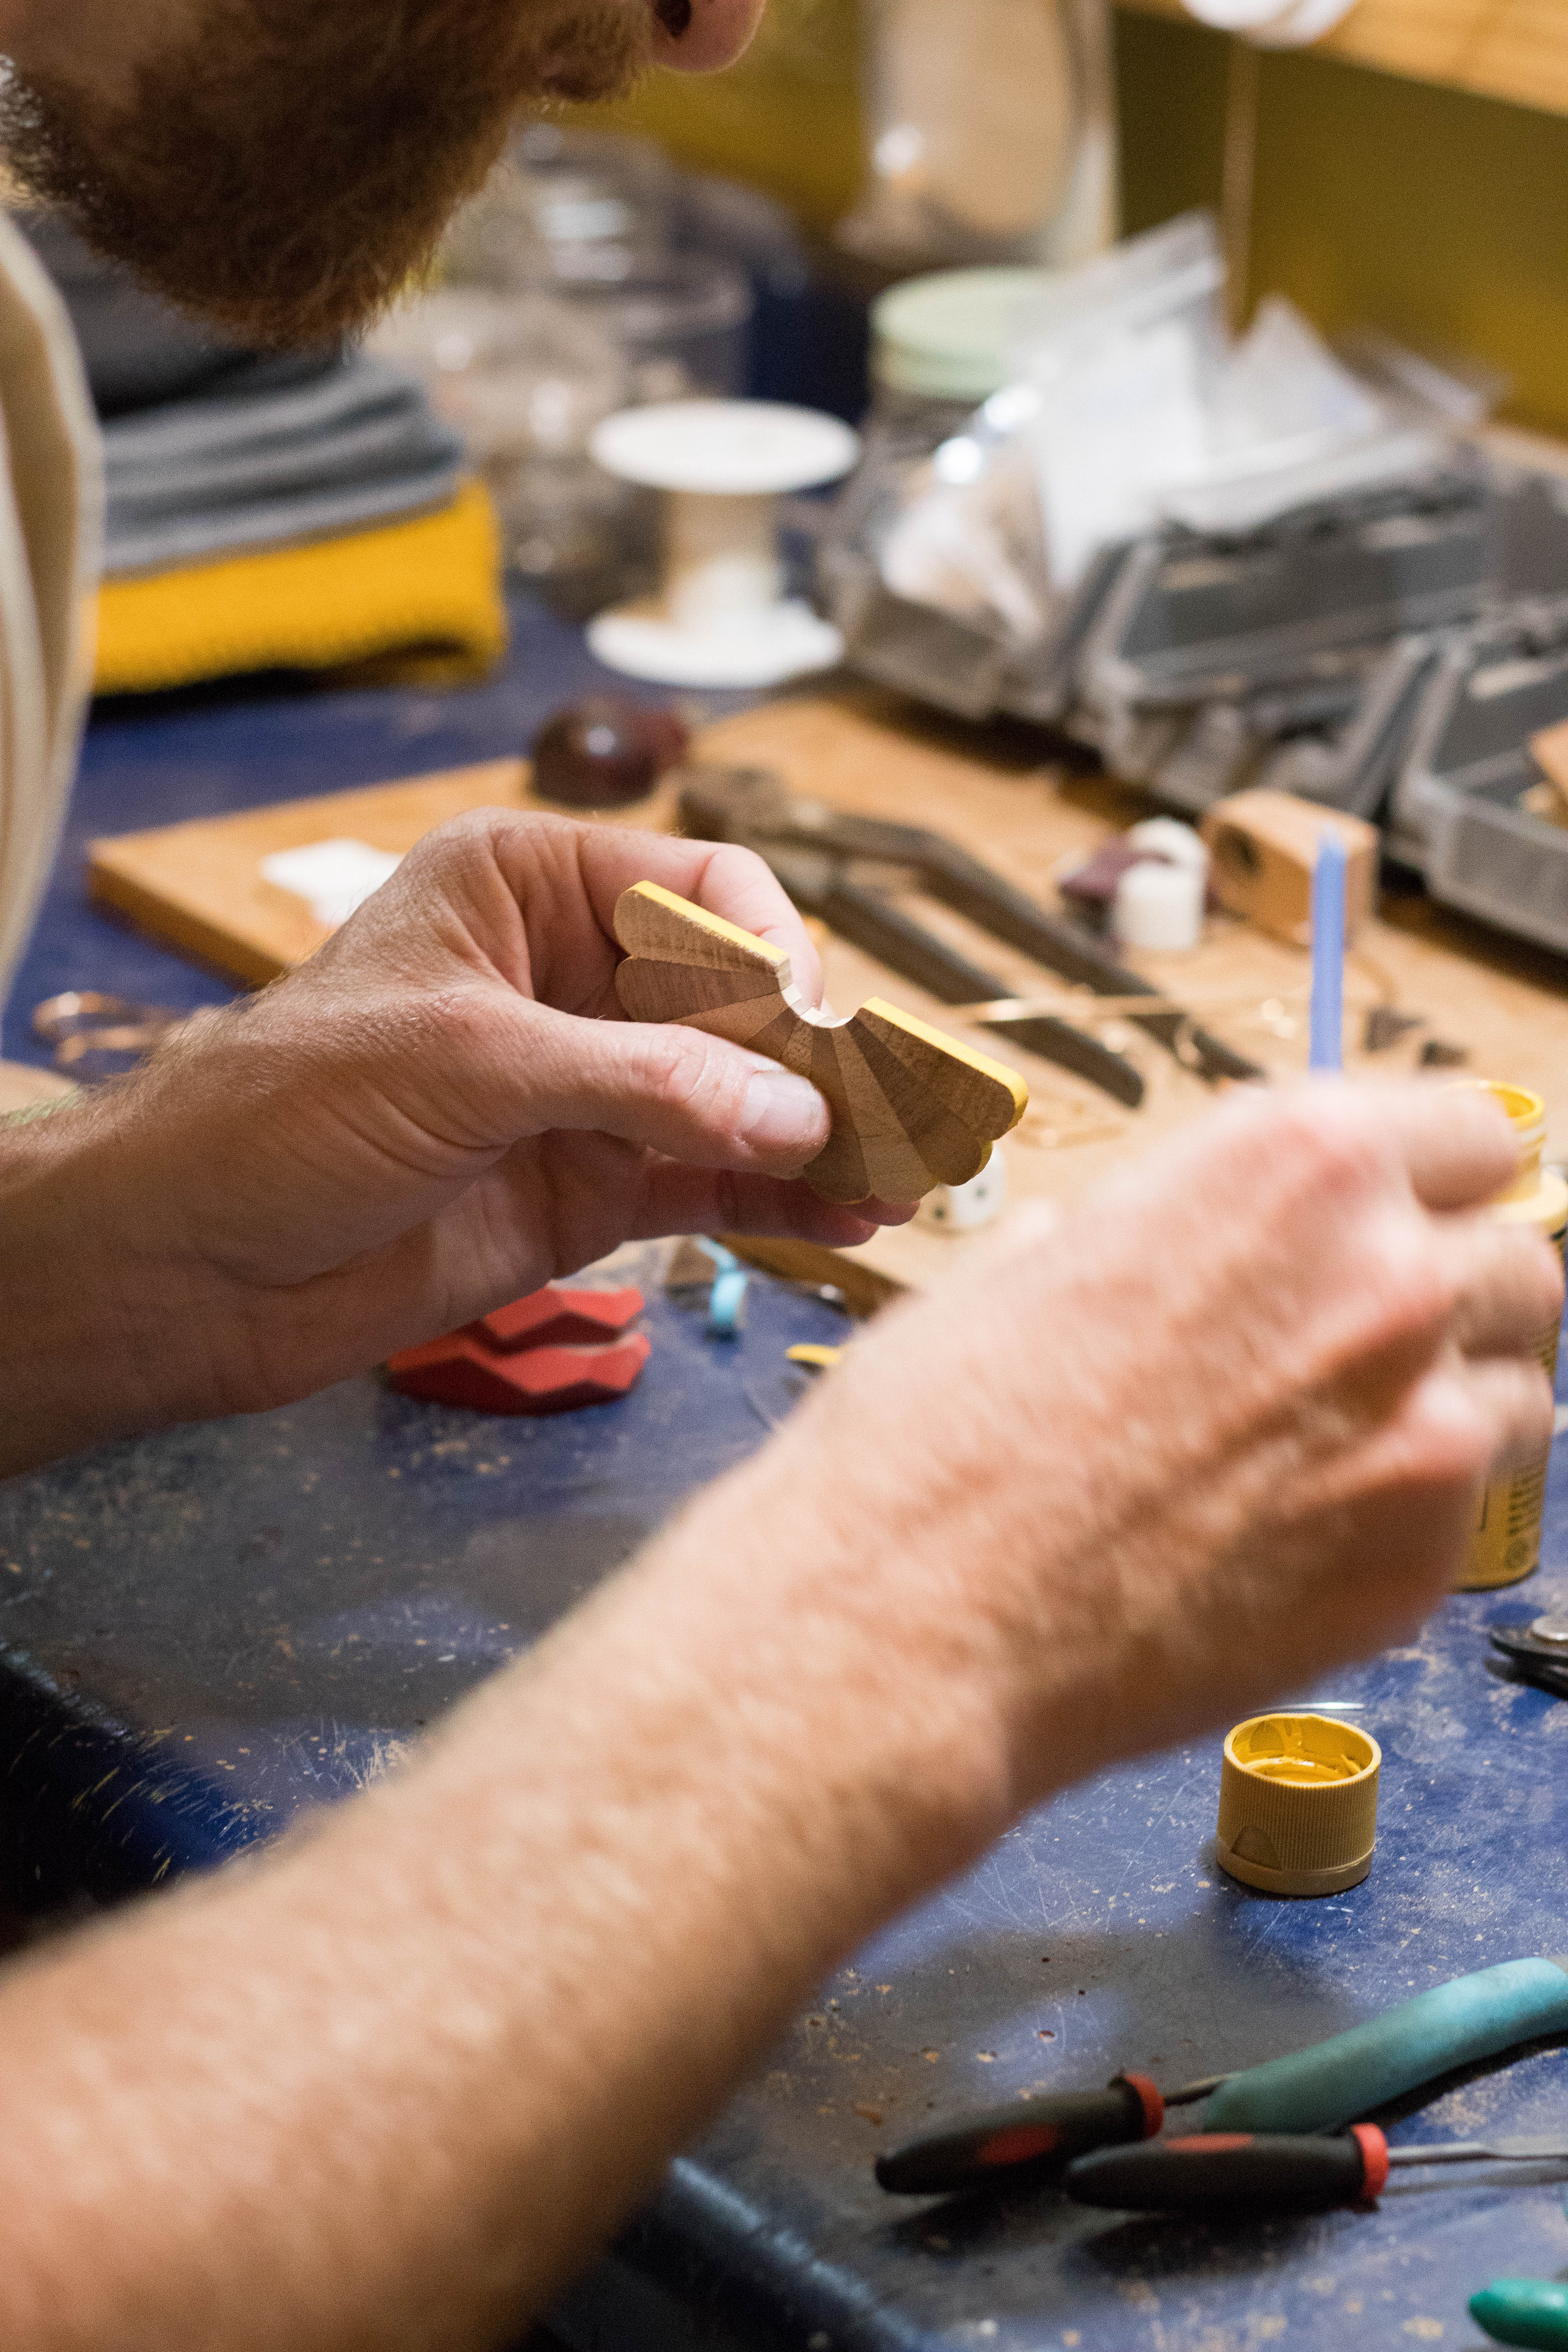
top-left (577, 0), bottom-right (864, 230)
top-left (577, 0), bottom-right (1568, 436)
top-left (1119, 10), bottom-right (1568, 438)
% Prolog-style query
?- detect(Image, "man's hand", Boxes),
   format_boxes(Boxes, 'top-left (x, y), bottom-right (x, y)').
top-left (708, 1079), bottom-right (1563, 1813)
top-left (0, 811), bottom-right (911, 1471)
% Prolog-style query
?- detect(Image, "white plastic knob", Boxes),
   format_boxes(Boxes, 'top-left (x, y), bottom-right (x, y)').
top-left (1113, 858), bottom-right (1206, 952)
top-left (1127, 817), bottom-right (1210, 876)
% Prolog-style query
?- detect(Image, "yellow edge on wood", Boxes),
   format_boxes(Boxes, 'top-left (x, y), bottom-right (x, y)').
top-left (860, 997), bottom-right (1030, 1132)
top-left (87, 867), bottom-right (291, 987)
top-left (624, 880), bottom-right (791, 970)
top-left (719, 1234), bottom-right (906, 1316)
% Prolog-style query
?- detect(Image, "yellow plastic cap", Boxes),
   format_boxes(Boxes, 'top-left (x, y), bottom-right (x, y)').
top-left (1215, 1713), bottom-right (1381, 1897)
top-left (1453, 1080), bottom-right (1548, 1198)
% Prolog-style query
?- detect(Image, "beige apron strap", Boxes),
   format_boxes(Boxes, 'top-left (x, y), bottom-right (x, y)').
top-left (0, 208), bottom-right (103, 1010)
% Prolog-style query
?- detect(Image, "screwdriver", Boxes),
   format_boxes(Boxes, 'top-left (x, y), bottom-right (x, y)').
top-left (1064, 2125), bottom-right (1568, 2217)
top-left (875, 2073), bottom-right (1227, 2194)
top-left (877, 1956), bottom-right (1568, 2195)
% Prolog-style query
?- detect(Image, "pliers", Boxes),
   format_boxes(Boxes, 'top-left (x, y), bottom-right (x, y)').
top-left (676, 764), bottom-right (1263, 1109)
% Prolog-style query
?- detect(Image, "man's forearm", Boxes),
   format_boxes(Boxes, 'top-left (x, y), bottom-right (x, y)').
top-left (0, 1450), bottom-right (1010, 2352)
top-left (4, 1104), bottom-right (163, 1473)
top-left (0, 1076), bottom-right (1552, 2348)
top-left (0, 1097), bottom-right (234, 1475)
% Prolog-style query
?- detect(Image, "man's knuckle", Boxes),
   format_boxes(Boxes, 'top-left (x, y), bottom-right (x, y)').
top-left (404, 809), bottom-right (493, 868)
top-left (1525, 1229), bottom-right (1567, 1314)
top-left (733, 843), bottom-right (780, 896)
top-left (1367, 1229), bottom-right (1451, 1351)
top-left (1278, 1099), bottom-right (1385, 1201)
top-left (636, 1025), bottom-right (726, 1114)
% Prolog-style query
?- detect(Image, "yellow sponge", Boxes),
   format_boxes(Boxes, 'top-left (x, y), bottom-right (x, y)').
top-left (94, 478), bottom-right (507, 695)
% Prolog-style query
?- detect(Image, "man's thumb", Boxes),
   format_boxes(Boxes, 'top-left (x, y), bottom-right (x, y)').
top-left (525, 1005), bottom-right (831, 1174)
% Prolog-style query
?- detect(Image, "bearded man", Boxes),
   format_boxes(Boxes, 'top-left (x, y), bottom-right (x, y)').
top-left (0, 0), bottom-right (758, 341)
top-left (0, 5), bottom-right (1556, 2350)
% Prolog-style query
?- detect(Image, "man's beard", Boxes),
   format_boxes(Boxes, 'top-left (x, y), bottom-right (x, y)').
top-left (0, 0), bottom-right (653, 346)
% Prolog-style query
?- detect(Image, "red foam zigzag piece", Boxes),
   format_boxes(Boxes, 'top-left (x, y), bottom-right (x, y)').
top-left (387, 1284), bottom-right (651, 1415)
top-left (469, 1284), bottom-right (644, 1352)
top-left (387, 1329), bottom-right (651, 1416)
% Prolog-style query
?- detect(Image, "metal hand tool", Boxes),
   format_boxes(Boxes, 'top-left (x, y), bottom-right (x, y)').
top-left (1065, 2125), bottom-right (1568, 2217)
top-left (874, 1957), bottom-right (1568, 2194)
top-left (875, 2072), bottom-right (1227, 2195)
top-left (33, 990), bottom-right (187, 1074)
top-left (676, 764), bottom-right (1264, 1107)
top-left (1490, 1614), bottom-right (1568, 1699)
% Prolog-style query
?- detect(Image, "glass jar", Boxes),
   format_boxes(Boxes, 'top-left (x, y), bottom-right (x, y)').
top-left (838, 0), bottom-right (1116, 272)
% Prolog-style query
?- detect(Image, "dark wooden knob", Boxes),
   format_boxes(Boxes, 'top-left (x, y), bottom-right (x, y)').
top-left (531, 699), bottom-right (690, 809)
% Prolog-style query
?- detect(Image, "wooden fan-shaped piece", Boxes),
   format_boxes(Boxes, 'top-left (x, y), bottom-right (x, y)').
top-left (613, 880), bottom-right (1027, 1204)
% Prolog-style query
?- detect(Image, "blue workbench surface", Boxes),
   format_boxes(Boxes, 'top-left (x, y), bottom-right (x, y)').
top-left (4, 612), bottom-right (1568, 2352)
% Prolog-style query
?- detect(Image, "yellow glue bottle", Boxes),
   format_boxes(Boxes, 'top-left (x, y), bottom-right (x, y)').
top-left (1457, 1082), bottom-right (1568, 1590)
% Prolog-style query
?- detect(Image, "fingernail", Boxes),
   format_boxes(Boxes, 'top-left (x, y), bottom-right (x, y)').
top-left (740, 1069), bottom-right (827, 1155)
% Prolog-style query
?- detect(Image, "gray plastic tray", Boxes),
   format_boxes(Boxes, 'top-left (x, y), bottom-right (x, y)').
top-left (1392, 608), bottom-right (1568, 956)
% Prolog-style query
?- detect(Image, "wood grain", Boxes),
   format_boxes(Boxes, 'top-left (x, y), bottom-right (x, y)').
top-left (613, 879), bottom-right (1028, 1204)
top-left (1201, 788), bottom-right (1380, 946)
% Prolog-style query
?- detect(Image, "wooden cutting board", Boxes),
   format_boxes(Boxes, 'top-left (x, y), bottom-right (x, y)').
top-left (0, 1060), bottom-right (74, 1116)
top-left (86, 688), bottom-right (1568, 1291)
top-left (89, 759), bottom-right (528, 987)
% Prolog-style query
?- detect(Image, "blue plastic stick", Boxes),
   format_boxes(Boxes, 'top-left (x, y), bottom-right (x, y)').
top-left (700, 1242), bottom-right (749, 1340)
top-left (1308, 832), bottom-right (1347, 1073)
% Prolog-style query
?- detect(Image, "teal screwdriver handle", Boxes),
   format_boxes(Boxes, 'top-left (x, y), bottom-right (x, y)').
top-left (1471, 2280), bottom-right (1568, 2349)
top-left (1204, 1958), bottom-right (1568, 2136)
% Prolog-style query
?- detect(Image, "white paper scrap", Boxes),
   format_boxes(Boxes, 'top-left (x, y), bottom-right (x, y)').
top-left (259, 838), bottom-right (402, 930)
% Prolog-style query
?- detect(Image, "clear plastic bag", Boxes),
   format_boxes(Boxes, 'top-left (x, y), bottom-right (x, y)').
top-left (368, 285), bottom-right (641, 608)
top-left (844, 213), bottom-right (1227, 633)
top-left (1158, 298), bottom-right (1452, 536)
top-left (829, 212), bottom-right (1503, 731)
top-left (1017, 211), bottom-right (1226, 583)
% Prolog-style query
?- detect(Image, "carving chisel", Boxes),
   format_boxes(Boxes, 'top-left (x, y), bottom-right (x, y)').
top-left (876, 2073), bottom-right (1229, 2194)
top-left (875, 1958), bottom-right (1568, 2194)
top-left (1065, 2125), bottom-right (1568, 2217)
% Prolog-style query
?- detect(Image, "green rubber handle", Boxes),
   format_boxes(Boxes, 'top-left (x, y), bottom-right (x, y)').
top-left (1471, 2280), bottom-right (1568, 2349)
top-left (1204, 1958), bottom-right (1568, 2136)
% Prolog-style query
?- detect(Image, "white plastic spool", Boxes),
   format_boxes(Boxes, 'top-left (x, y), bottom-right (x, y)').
top-left (586, 399), bottom-right (860, 689)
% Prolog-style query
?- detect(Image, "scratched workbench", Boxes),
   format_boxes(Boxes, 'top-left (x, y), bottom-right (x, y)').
top-left (5, 602), bottom-right (1568, 2352)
